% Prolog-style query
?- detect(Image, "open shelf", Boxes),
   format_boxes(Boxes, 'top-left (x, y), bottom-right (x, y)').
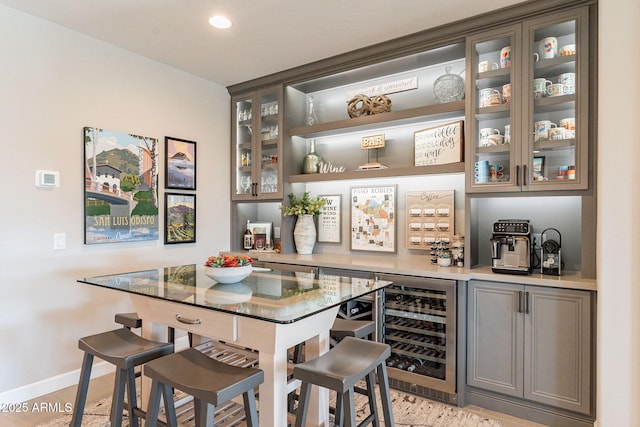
top-left (289, 101), bottom-right (465, 139)
top-left (289, 162), bottom-right (465, 183)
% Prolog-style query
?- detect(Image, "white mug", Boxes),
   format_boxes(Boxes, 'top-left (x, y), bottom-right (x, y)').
top-left (539, 36), bottom-right (558, 59)
top-left (478, 60), bottom-right (498, 73)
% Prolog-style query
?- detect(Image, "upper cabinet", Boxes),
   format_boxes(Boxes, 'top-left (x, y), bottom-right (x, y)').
top-left (466, 7), bottom-right (590, 193)
top-left (284, 43), bottom-right (467, 183)
top-left (231, 86), bottom-right (283, 200)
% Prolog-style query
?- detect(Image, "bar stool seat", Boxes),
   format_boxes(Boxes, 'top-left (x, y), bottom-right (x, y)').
top-left (143, 347), bottom-right (264, 427)
top-left (71, 328), bottom-right (174, 427)
top-left (293, 336), bottom-right (394, 427)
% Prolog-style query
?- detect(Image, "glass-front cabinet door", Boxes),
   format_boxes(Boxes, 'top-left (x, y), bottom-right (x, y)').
top-left (467, 7), bottom-right (589, 193)
top-left (522, 7), bottom-right (589, 190)
top-left (467, 25), bottom-right (521, 192)
top-left (231, 86), bottom-right (283, 200)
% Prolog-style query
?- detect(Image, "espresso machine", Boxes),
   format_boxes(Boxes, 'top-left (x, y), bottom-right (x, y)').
top-left (490, 219), bottom-right (532, 275)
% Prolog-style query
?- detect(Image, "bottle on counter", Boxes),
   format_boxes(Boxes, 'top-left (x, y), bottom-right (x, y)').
top-left (243, 220), bottom-right (254, 250)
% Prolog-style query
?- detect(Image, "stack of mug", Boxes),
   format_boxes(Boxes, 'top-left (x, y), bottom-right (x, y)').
top-left (534, 117), bottom-right (575, 141)
top-left (475, 160), bottom-right (505, 183)
top-left (533, 72), bottom-right (575, 99)
top-left (480, 125), bottom-right (511, 146)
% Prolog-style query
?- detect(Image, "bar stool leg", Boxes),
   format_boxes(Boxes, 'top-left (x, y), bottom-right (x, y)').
top-left (144, 380), bottom-right (162, 427)
top-left (294, 382), bottom-right (312, 427)
top-left (242, 388), bottom-right (259, 427)
top-left (126, 366), bottom-right (139, 427)
top-left (365, 371), bottom-right (380, 427)
top-left (194, 398), bottom-right (214, 427)
top-left (110, 368), bottom-right (127, 427)
top-left (376, 363), bottom-right (395, 427)
top-left (341, 388), bottom-right (356, 427)
top-left (71, 352), bottom-right (94, 427)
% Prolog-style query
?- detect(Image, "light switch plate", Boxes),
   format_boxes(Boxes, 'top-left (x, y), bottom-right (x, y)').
top-left (53, 233), bottom-right (66, 250)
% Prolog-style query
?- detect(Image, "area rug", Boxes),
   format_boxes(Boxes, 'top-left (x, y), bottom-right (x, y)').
top-left (39, 388), bottom-right (502, 426)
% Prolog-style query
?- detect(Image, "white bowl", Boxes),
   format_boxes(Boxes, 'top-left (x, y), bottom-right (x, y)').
top-left (204, 265), bottom-right (252, 284)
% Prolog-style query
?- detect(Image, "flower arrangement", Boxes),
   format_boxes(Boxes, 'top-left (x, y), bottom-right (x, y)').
top-left (205, 254), bottom-right (253, 268)
top-left (280, 192), bottom-right (326, 217)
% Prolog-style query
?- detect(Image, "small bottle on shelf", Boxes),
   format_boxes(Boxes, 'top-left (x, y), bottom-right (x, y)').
top-left (243, 220), bottom-right (254, 250)
top-left (306, 95), bottom-right (319, 126)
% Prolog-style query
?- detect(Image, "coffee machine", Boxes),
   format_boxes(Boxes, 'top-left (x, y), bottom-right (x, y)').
top-left (490, 219), bottom-right (532, 275)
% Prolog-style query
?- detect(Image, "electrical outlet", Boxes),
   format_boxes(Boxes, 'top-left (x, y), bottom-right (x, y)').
top-left (532, 233), bottom-right (542, 248)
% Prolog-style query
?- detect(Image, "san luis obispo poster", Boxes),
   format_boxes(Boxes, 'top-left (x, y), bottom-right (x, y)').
top-left (84, 127), bottom-right (159, 244)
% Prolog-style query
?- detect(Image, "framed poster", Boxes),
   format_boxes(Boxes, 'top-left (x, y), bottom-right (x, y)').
top-left (318, 194), bottom-right (341, 243)
top-left (164, 193), bottom-right (196, 244)
top-left (350, 186), bottom-right (396, 253)
top-left (414, 120), bottom-right (464, 166)
top-left (165, 136), bottom-right (196, 190)
top-left (84, 127), bottom-right (159, 244)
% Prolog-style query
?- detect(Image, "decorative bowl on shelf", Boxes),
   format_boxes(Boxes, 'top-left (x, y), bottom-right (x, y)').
top-left (204, 265), bottom-right (253, 284)
top-left (433, 66), bottom-right (465, 103)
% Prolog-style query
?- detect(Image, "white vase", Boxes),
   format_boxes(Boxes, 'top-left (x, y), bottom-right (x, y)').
top-left (293, 214), bottom-right (316, 254)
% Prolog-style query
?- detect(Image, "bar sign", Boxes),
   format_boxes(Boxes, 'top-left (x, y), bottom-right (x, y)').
top-left (361, 134), bottom-right (385, 150)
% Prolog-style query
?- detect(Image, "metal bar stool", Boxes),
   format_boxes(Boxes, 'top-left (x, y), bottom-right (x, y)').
top-left (71, 328), bottom-right (174, 427)
top-left (293, 336), bottom-right (394, 427)
top-left (143, 347), bottom-right (264, 427)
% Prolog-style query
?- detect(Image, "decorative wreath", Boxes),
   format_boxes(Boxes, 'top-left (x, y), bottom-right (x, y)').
top-left (347, 94), bottom-right (372, 118)
top-left (369, 95), bottom-right (392, 115)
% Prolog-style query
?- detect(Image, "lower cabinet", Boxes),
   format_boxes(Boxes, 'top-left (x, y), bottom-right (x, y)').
top-left (466, 280), bottom-right (592, 415)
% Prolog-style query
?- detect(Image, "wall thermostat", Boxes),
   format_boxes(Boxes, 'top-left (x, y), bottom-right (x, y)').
top-left (35, 170), bottom-right (60, 188)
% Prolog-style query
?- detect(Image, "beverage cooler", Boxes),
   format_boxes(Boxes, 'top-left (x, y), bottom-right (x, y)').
top-left (377, 274), bottom-right (457, 404)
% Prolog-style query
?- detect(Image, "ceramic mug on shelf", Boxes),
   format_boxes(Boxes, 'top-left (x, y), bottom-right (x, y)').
top-left (560, 44), bottom-right (576, 56)
top-left (533, 78), bottom-right (553, 98)
top-left (535, 120), bottom-right (557, 141)
top-left (500, 46), bottom-right (512, 68)
top-left (504, 124), bottom-right (511, 143)
top-left (548, 127), bottom-right (566, 140)
top-left (560, 117), bottom-right (576, 130)
top-left (487, 134), bottom-right (505, 146)
top-left (539, 36), bottom-right (558, 59)
top-left (480, 128), bottom-right (501, 146)
top-left (502, 83), bottom-right (512, 104)
top-left (478, 60), bottom-right (499, 73)
top-left (547, 83), bottom-right (570, 97)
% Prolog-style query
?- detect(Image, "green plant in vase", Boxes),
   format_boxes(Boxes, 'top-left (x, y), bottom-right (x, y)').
top-left (280, 192), bottom-right (326, 254)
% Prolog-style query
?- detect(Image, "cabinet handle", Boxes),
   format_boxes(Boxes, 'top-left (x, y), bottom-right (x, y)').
top-left (518, 291), bottom-right (523, 313)
top-left (525, 292), bottom-right (530, 314)
top-left (516, 165), bottom-right (520, 186)
top-left (252, 182), bottom-right (257, 197)
top-left (176, 314), bottom-right (201, 325)
top-left (523, 164), bottom-right (528, 186)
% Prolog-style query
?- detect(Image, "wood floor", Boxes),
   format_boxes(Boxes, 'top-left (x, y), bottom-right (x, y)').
top-left (0, 373), bottom-right (549, 426)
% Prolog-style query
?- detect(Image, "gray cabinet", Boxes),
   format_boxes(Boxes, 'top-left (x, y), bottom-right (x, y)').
top-left (467, 280), bottom-right (592, 415)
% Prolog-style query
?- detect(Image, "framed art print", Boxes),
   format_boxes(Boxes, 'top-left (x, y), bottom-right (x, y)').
top-left (164, 193), bottom-right (196, 244)
top-left (165, 136), bottom-right (196, 190)
top-left (83, 127), bottom-right (159, 244)
top-left (350, 185), bottom-right (396, 253)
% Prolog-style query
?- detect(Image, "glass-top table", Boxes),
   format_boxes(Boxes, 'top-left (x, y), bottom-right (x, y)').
top-left (79, 264), bottom-right (390, 323)
top-left (78, 264), bottom-right (392, 427)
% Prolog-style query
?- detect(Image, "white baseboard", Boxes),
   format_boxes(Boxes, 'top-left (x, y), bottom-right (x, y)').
top-left (0, 361), bottom-right (115, 404)
top-left (0, 335), bottom-right (189, 404)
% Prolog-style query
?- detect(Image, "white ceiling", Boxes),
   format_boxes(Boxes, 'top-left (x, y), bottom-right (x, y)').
top-left (0, 0), bottom-right (528, 87)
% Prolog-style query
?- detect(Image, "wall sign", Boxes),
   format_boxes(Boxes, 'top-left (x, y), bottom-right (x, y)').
top-left (345, 77), bottom-right (418, 101)
top-left (414, 120), bottom-right (464, 166)
top-left (406, 190), bottom-right (454, 250)
top-left (318, 194), bottom-right (341, 243)
top-left (350, 186), bottom-right (396, 253)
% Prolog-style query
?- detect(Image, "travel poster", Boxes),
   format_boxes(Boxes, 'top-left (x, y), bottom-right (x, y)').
top-left (84, 127), bottom-right (159, 244)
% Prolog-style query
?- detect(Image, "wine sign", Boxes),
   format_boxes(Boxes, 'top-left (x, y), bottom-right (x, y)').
top-left (414, 120), bottom-right (464, 166)
top-left (317, 194), bottom-right (341, 243)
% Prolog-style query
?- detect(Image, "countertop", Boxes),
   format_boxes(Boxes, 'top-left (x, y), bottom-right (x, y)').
top-left (236, 251), bottom-right (597, 292)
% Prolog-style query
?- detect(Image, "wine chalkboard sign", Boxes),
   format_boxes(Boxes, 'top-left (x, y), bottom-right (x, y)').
top-left (414, 120), bottom-right (464, 166)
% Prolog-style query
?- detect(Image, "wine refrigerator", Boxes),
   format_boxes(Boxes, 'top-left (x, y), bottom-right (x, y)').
top-left (377, 274), bottom-right (457, 404)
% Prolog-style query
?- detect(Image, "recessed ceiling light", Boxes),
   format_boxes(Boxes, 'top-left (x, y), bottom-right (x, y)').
top-left (209, 16), bottom-right (232, 29)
